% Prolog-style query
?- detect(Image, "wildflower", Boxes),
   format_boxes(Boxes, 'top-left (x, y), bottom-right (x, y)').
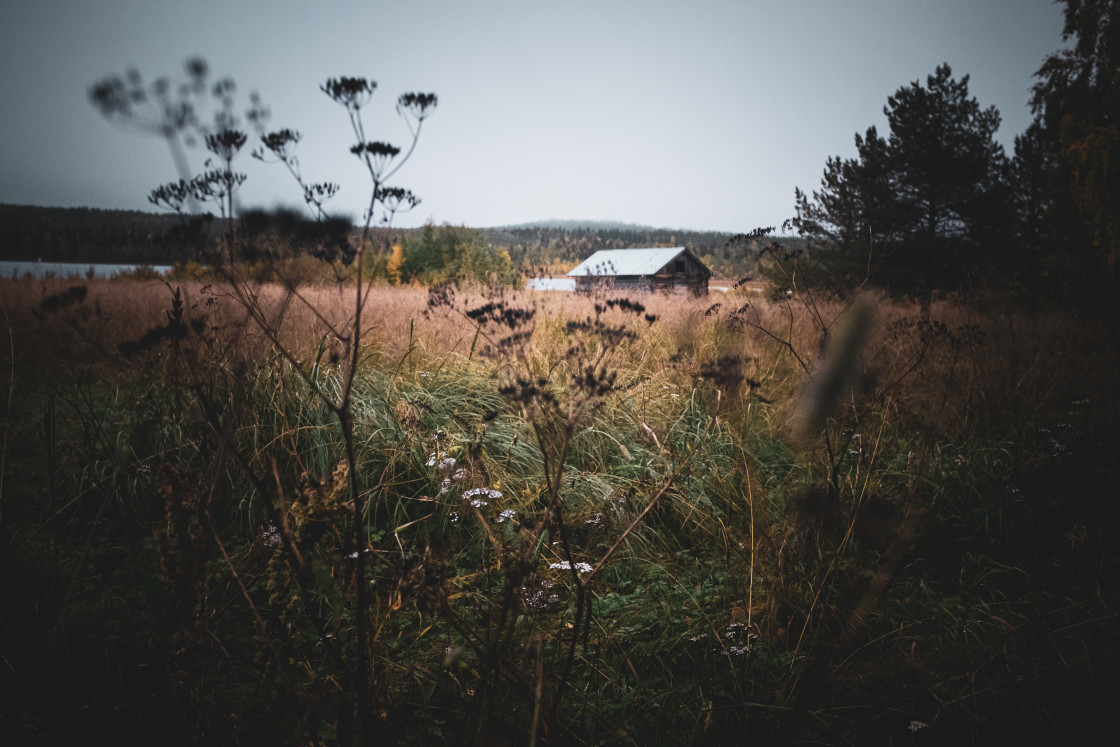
top-left (1049, 438), bottom-right (1070, 455)
top-left (909, 721), bottom-right (928, 732)
top-left (496, 509), bottom-right (516, 523)
top-left (470, 498), bottom-right (488, 508)
top-left (586, 513), bottom-right (603, 525)
top-left (463, 487), bottom-right (503, 501)
top-left (419, 370), bottom-right (431, 378)
top-left (439, 478), bottom-right (451, 495)
top-left (449, 510), bottom-right (460, 523)
top-left (451, 467), bottom-right (467, 481)
top-left (523, 581), bottom-right (559, 610)
top-left (549, 561), bottom-right (593, 573)
top-left (261, 524), bottom-right (281, 548)
top-left (427, 451), bottom-right (458, 470)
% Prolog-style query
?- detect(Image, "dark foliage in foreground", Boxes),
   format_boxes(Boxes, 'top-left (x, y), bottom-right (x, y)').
top-left (1, 277), bottom-right (1118, 745)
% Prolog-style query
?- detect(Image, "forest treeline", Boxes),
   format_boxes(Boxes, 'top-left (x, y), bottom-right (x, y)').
top-left (0, 204), bottom-right (785, 280)
top-left (480, 224), bottom-right (802, 278)
top-left (0, 204), bottom-right (198, 264)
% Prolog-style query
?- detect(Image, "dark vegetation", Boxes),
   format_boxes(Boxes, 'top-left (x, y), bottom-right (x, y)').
top-left (478, 224), bottom-right (777, 280)
top-left (0, 206), bottom-right (763, 282)
top-left (0, 204), bottom-right (208, 265)
top-left (3, 275), bottom-right (1118, 745)
top-left (792, 2), bottom-right (1119, 309)
top-left (2, 2), bottom-right (1119, 744)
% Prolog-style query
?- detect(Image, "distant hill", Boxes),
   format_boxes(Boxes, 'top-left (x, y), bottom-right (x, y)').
top-left (500, 219), bottom-right (679, 232)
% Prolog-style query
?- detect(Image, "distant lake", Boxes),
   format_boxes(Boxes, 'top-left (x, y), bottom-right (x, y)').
top-left (0, 261), bottom-right (172, 279)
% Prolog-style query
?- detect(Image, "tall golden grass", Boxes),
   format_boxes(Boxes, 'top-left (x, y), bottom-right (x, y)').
top-left (4, 276), bottom-right (1096, 438)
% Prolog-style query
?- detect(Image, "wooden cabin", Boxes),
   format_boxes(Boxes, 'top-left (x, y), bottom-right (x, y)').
top-left (566, 247), bottom-right (711, 296)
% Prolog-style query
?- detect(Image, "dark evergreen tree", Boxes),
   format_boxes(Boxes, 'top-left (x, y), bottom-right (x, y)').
top-left (794, 126), bottom-right (900, 251)
top-left (795, 64), bottom-right (1009, 292)
top-left (1030, 0), bottom-right (1120, 281)
top-left (1007, 117), bottom-right (1092, 297)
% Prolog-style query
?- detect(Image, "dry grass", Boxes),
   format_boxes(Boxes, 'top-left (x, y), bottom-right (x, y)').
top-left (3, 273), bottom-right (1119, 744)
top-left (5, 278), bottom-right (1097, 439)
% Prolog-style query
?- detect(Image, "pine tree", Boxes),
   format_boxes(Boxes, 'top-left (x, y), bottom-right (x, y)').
top-left (795, 64), bottom-right (1009, 290)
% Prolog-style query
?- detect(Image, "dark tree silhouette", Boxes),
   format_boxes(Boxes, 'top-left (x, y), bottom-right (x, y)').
top-left (1031, 0), bottom-right (1120, 277)
top-left (795, 64), bottom-right (1009, 291)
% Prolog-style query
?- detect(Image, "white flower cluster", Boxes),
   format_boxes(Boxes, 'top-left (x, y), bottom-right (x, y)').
top-left (496, 509), bottom-right (516, 523)
top-left (709, 621), bottom-right (758, 657)
top-left (463, 487), bottom-right (502, 508)
top-left (549, 561), bottom-right (593, 573)
top-left (427, 451), bottom-right (456, 469)
top-left (261, 524), bottom-right (281, 549)
top-left (523, 581), bottom-right (560, 610)
top-left (464, 487), bottom-right (502, 499)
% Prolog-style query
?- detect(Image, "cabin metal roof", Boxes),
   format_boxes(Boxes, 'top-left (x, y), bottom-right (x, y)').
top-left (566, 247), bottom-right (702, 277)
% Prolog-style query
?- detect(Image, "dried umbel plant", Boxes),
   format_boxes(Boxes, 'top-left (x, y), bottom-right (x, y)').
top-left (97, 60), bottom-right (439, 744)
top-left (422, 283), bottom-right (688, 729)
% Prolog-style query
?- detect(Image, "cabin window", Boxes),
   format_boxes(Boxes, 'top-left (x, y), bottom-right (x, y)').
top-left (675, 259), bottom-right (685, 274)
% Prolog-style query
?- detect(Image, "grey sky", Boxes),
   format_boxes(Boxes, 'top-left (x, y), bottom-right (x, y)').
top-left (1, 0), bottom-right (1066, 232)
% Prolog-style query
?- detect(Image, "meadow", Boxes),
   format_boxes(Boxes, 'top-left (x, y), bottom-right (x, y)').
top-left (1, 274), bottom-right (1117, 745)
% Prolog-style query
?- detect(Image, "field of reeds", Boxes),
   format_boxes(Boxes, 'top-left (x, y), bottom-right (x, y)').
top-left (1, 274), bottom-right (1118, 745)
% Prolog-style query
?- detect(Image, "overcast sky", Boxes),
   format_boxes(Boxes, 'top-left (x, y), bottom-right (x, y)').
top-left (1, 0), bottom-right (1066, 232)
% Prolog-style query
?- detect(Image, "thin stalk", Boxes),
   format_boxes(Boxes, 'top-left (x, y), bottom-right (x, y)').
top-left (0, 308), bottom-right (13, 526)
top-left (206, 508), bottom-right (295, 692)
